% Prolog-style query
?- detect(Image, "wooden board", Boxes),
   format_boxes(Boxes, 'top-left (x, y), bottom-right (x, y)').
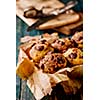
top-left (16, 0), bottom-right (64, 26)
top-left (54, 13), bottom-right (83, 35)
top-left (38, 11), bottom-right (80, 30)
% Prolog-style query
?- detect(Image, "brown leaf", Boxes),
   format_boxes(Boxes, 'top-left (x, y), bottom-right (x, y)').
top-left (16, 58), bottom-right (35, 80)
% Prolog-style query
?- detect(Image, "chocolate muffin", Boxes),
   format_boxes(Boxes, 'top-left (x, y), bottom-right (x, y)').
top-left (63, 48), bottom-right (83, 65)
top-left (39, 53), bottom-right (67, 73)
top-left (29, 42), bottom-right (54, 62)
top-left (51, 38), bottom-right (73, 53)
top-left (71, 31), bottom-right (83, 49)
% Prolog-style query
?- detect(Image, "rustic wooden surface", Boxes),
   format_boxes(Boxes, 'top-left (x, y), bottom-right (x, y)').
top-left (16, 0), bottom-right (83, 100)
top-left (16, 0), bottom-right (64, 26)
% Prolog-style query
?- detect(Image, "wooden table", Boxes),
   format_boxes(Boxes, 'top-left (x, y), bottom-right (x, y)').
top-left (16, 0), bottom-right (83, 100)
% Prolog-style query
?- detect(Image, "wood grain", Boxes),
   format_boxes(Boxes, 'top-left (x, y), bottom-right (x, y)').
top-left (54, 13), bottom-right (83, 35)
top-left (38, 11), bottom-right (80, 30)
top-left (16, 0), bottom-right (64, 26)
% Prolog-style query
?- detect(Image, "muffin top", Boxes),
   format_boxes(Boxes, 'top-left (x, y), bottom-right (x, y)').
top-left (39, 53), bottom-right (67, 73)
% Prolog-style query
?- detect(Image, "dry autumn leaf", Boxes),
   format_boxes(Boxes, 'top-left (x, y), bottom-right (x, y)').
top-left (16, 58), bottom-right (35, 80)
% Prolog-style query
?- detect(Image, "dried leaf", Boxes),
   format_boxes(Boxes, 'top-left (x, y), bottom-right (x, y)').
top-left (16, 58), bottom-right (35, 80)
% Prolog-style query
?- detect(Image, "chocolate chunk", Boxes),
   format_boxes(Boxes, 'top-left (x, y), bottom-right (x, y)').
top-left (60, 41), bottom-right (65, 45)
top-left (40, 39), bottom-right (47, 44)
top-left (53, 58), bottom-right (57, 62)
top-left (69, 53), bottom-right (77, 59)
top-left (55, 67), bottom-right (60, 71)
top-left (78, 36), bottom-right (83, 41)
top-left (57, 56), bottom-right (65, 64)
top-left (80, 55), bottom-right (83, 58)
top-left (35, 63), bottom-right (40, 69)
top-left (56, 40), bottom-right (60, 43)
top-left (31, 43), bottom-right (36, 47)
top-left (35, 45), bottom-right (44, 51)
top-left (51, 55), bottom-right (54, 60)
top-left (55, 40), bottom-right (65, 45)
top-left (41, 64), bottom-right (44, 69)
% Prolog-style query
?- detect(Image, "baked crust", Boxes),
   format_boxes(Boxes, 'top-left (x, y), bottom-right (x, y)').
top-left (29, 41), bottom-right (54, 62)
top-left (51, 38), bottom-right (73, 53)
top-left (63, 48), bottom-right (83, 65)
top-left (39, 53), bottom-right (67, 73)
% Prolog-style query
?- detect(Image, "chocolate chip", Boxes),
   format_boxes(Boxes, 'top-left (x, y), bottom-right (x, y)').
top-left (41, 64), bottom-right (44, 69)
top-left (54, 67), bottom-right (60, 71)
top-left (35, 64), bottom-right (40, 69)
top-left (78, 36), bottom-right (83, 41)
top-left (51, 55), bottom-right (54, 60)
top-left (40, 39), bottom-right (47, 44)
top-left (60, 41), bottom-right (65, 45)
top-left (31, 43), bottom-right (36, 47)
top-left (80, 55), bottom-right (83, 58)
top-left (69, 53), bottom-right (77, 59)
top-left (57, 56), bottom-right (65, 64)
top-left (56, 40), bottom-right (60, 43)
top-left (52, 39), bottom-right (56, 43)
top-left (56, 40), bottom-right (65, 45)
top-left (35, 45), bottom-right (44, 51)
top-left (71, 40), bottom-right (78, 47)
top-left (53, 58), bottom-right (57, 62)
